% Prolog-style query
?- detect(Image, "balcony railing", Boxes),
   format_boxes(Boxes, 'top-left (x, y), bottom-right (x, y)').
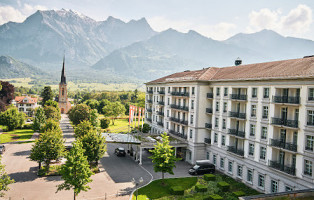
top-left (146, 108), bottom-right (152, 112)
top-left (273, 96), bottom-right (300, 104)
top-left (229, 111), bottom-right (246, 119)
top-left (205, 123), bottom-right (212, 129)
top-left (207, 93), bottom-right (213, 99)
top-left (170, 117), bottom-right (188, 125)
top-left (228, 129), bottom-right (245, 138)
top-left (272, 118), bottom-right (298, 128)
top-left (158, 91), bottom-right (165, 95)
top-left (146, 118), bottom-right (152, 122)
top-left (269, 160), bottom-right (296, 176)
top-left (157, 122), bottom-right (164, 127)
top-left (147, 100), bottom-right (152, 103)
top-left (147, 90), bottom-right (153, 94)
top-left (169, 130), bottom-right (187, 139)
top-left (170, 104), bottom-right (189, 111)
top-left (270, 139), bottom-right (297, 152)
top-left (204, 138), bottom-right (211, 144)
top-left (171, 91), bottom-right (189, 97)
top-left (230, 94), bottom-right (247, 101)
top-left (158, 101), bottom-right (165, 106)
top-left (206, 108), bottom-right (213, 114)
top-left (227, 146), bottom-right (244, 156)
top-left (307, 121), bottom-right (314, 126)
top-left (157, 111), bottom-right (164, 116)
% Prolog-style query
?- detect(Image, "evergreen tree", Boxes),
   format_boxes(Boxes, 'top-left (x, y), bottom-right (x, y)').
top-left (80, 130), bottom-right (106, 164)
top-left (149, 133), bottom-right (180, 181)
top-left (57, 140), bottom-right (93, 200)
top-left (32, 107), bottom-right (46, 132)
top-left (0, 156), bottom-right (14, 196)
top-left (41, 86), bottom-right (54, 106)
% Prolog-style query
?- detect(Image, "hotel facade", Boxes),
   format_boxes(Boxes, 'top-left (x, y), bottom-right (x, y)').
top-left (145, 56), bottom-right (314, 194)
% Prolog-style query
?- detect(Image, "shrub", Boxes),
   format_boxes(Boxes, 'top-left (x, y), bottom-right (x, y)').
top-left (23, 123), bottom-right (33, 129)
top-left (204, 174), bottom-right (216, 181)
top-left (195, 184), bottom-right (207, 192)
top-left (100, 118), bottom-right (110, 129)
top-left (170, 186), bottom-right (184, 195)
top-left (233, 191), bottom-right (245, 197)
top-left (208, 194), bottom-right (223, 200)
top-left (218, 181), bottom-right (230, 192)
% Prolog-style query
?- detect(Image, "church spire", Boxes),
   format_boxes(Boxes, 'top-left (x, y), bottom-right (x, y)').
top-left (60, 55), bottom-right (66, 84)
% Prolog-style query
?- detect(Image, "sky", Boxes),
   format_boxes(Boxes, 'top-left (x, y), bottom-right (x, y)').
top-left (0, 0), bottom-right (313, 41)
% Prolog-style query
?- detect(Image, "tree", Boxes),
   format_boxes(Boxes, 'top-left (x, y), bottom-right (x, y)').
top-left (41, 86), bottom-right (54, 106)
top-left (0, 106), bottom-right (25, 131)
top-left (57, 140), bottom-right (93, 200)
top-left (89, 109), bottom-right (99, 127)
top-left (0, 156), bottom-right (14, 196)
top-left (102, 101), bottom-right (126, 125)
top-left (80, 131), bottom-right (106, 164)
top-left (44, 105), bottom-right (61, 122)
top-left (84, 99), bottom-right (99, 110)
top-left (68, 104), bottom-right (91, 125)
top-left (0, 81), bottom-right (14, 111)
top-left (149, 133), bottom-right (180, 181)
top-left (45, 100), bottom-right (60, 112)
top-left (32, 107), bottom-right (46, 131)
top-left (100, 118), bottom-right (110, 129)
top-left (97, 99), bottom-right (109, 114)
top-left (40, 118), bottom-right (61, 133)
top-left (131, 89), bottom-right (139, 103)
top-left (74, 120), bottom-right (95, 138)
top-left (141, 123), bottom-right (151, 133)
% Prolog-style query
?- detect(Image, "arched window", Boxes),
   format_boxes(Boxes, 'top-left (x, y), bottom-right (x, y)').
top-left (62, 88), bottom-right (64, 96)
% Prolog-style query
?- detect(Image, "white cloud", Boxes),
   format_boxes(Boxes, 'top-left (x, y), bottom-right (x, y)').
top-left (247, 4), bottom-right (313, 35)
top-left (0, 4), bottom-right (47, 25)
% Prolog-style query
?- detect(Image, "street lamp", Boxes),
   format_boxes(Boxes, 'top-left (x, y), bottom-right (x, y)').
top-left (132, 177), bottom-right (143, 200)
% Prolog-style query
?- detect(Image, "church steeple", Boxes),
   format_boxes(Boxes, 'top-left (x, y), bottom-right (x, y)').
top-left (60, 55), bottom-right (66, 84)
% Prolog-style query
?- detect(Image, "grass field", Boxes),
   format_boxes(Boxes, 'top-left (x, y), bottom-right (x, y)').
top-left (106, 118), bottom-right (130, 133)
top-left (0, 129), bottom-right (34, 143)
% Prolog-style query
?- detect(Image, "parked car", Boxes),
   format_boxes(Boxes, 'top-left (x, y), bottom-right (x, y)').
top-left (188, 160), bottom-right (215, 175)
top-left (115, 147), bottom-right (126, 157)
top-left (0, 145), bottom-right (5, 154)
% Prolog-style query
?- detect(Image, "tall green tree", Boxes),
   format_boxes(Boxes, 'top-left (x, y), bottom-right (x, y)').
top-left (40, 118), bottom-right (61, 133)
top-left (84, 99), bottom-right (99, 110)
top-left (44, 105), bottom-right (61, 122)
top-left (45, 100), bottom-right (60, 112)
top-left (149, 133), bottom-right (180, 181)
top-left (74, 120), bottom-right (95, 138)
top-left (32, 107), bottom-right (46, 132)
top-left (68, 104), bottom-right (91, 125)
top-left (89, 109), bottom-right (99, 127)
top-left (0, 81), bottom-right (14, 112)
top-left (0, 156), bottom-right (14, 196)
top-left (0, 106), bottom-right (25, 131)
top-left (57, 140), bottom-right (93, 200)
top-left (80, 130), bottom-right (106, 164)
top-left (102, 101), bottom-right (126, 125)
top-left (41, 86), bottom-right (54, 106)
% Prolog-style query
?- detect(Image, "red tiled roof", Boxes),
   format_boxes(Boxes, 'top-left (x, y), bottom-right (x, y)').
top-left (14, 96), bottom-right (38, 104)
top-left (146, 56), bottom-right (314, 84)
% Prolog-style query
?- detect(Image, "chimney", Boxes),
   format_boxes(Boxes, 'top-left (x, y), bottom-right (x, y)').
top-left (235, 57), bottom-right (242, 66)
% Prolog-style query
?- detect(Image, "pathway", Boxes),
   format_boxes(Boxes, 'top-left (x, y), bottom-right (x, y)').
top-left (60, 114), bottom-right (75, 145)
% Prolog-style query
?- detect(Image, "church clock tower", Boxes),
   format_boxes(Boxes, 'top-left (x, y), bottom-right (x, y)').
top-left (58, 57), bottom-right (71, 114)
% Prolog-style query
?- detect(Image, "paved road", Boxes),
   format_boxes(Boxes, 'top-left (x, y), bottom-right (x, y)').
top-left (60, 114), bottom-right (75, 145)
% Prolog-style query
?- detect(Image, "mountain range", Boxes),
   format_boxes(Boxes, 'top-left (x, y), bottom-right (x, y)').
top-left (0, 9), bottom-right (314, 82)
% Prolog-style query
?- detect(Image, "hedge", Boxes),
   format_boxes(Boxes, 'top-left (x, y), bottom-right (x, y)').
top-left (217, 181), bottom-right (230, 192)
top-left (233, 191), bottom-right (245, 197)
top-left (170, 186), bottom-right (184, 195)
top-left (208, 194), bottom-right (223, 200)
top-left (195, 184), bottom-right (207, 192)
top-left (204, 174), bottom-right (216, 181)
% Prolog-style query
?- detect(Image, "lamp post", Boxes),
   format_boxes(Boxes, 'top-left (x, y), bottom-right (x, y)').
top-left (132, 177), bottom-right (143, 200)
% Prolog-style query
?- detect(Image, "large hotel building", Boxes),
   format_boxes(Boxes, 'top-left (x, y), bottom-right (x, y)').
top-left (145, 56), bottom-right (314, 194)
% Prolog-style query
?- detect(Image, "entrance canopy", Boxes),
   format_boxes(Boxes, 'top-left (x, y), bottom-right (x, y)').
top-left (102, 133), bottom-right (141, 144)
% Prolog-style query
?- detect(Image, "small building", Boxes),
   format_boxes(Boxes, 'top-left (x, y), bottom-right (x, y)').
top-left (12, 96), bottom-right (38, 116)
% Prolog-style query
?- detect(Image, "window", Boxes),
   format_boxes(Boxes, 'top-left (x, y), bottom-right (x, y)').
top-left (260, 147), bottom-right (266, 160)
top-left (191, 100), bottom-right (194, 109)
top-left (285, 186), bottom-right (293, 192)
top-left (213, 155), bottom-right (217, 165)
top-left (250, 124), bottom-right (256, 136)
top-left (263, 88), bottom-right (270, 98)
top-left (206, 152), bottom-right (210, 160)
top-left (237, 165), bottom-right (243, 177)
top-left (309, 88), bottom-right (314, 100)
top-left (304, 160), bottom-right (313, 176)
top-left (228, 161), bottom-right (233, 174)
top-left (247, 169), bottom-right (253, 183)
top-left (216, 87), bottom-right (220, 96)
top-left (167, 98), bottom-right (170, 105)
top-left (222, 119), bottom-right (226, 129)
top-left (189, 151), bottom-right (192, 160)
top-left (258, 175), bottom-right (265, 189)
top-left (221, 135), bottom-right (225, 146)
top-left (190, 115), bottom-right (194, 124)
top-left (306, 135), bottom-right (314, 151)
top-left (262, 106), bottom-right (269, 119)
top-left (166, 122), bottom-right (169, 129)
top-left (62, 88), bottom-right (64, 95)
top-left (251, 105), bottom-right (256, 117)
top-left (192, 87), bottom-right (195, 95)
top-left (26, 104), bottom-right (31, 107)
top-left (271, 180), bottom-right (278, 193)
top-left (308, 110), bottom-right (314, 126)
top-left (252, 88), bottom-right (258, 98)
top-left (19, 108), bottom-right (24, 112)
top-left (249, 143), bottom-right (255, 156)
top-left (224, 87), bottom-right (228, 96)
top-left (261, 127), bottom-right (267, 139)
top-left (223, 102), bottom-right (227, 113)
top-left (220, 158), bottom-right (224, 169)
top-left (214, 133), bottom-right (218, 143)
top-left (168, 87), bottom-right (170, 93)
top-left (190, 129), bottom-right (193, 139)
top-left (215, 118), bottom-right (219, 128)
top-left (167, 110), bottom-right (169, 117)
top-left (216, 102), bottom-right (220, 112)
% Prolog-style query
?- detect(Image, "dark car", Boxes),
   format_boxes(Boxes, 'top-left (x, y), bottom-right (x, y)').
top-left (189, 160), bottom-right (215, 175)
top-left (0, 145), bottom-right (5, 154)
top-left (115, 147), bottom-right (126, 157)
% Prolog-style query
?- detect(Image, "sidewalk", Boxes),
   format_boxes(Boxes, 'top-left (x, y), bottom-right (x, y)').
top-left (59, 114), bottom-right (75, 145)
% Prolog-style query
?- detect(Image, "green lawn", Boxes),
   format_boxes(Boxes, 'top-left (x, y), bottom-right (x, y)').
top-left (0, 129), bottom-right (34, 143)
top-left (106, 118), bottom-right (130, 133)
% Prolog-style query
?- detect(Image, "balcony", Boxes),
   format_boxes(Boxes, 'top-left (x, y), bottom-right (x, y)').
top-left (269, 160), bottom-right (296, 176)
top-left (157, 111), bottom-right (164, 116)
top-left (169, 130), bottom-right (187, 139)
top-left (204, 138), bottom-right (211, 144)
top-left (171, 91), bottom-right (189, 97)
top-left (229, 111), bottom-right (246, 119)
top-left (158, 91), bottom-right (165, 95)
top-left (146, 118), bottom-right (152, 122)
top-left (147, 90), bottom-right (153, 94)
top-left (206, 108), bottom-right (213, 114)
top-left (146, 108), bottom-right (152, 113)
top-left (272, 118), bottom-right (298, 128)
top-left (157, 122), bottom-right (164, 127)
top-left (170, 104), bottom-right (189, 111)
top-left (230, 94), bottom-right (247, 101)
top-left (170, 117), bottom-right (188, 125)
top-left (207, 93), bottom-right (213, 99)
top-left (228, 129), bottom-right (245, 138)
top-left (147, 100), bottom-right (152, 104)
top-left (158, 101), bottom-right (165, 106)
top-left (273, 96), bottom-right (300, 104)
top-left (227, 146), bottom-right (244, 156)
top-left (205, 123), bottom-right (212, 129)
top-left (270, 139), bottom-right (297, 152)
